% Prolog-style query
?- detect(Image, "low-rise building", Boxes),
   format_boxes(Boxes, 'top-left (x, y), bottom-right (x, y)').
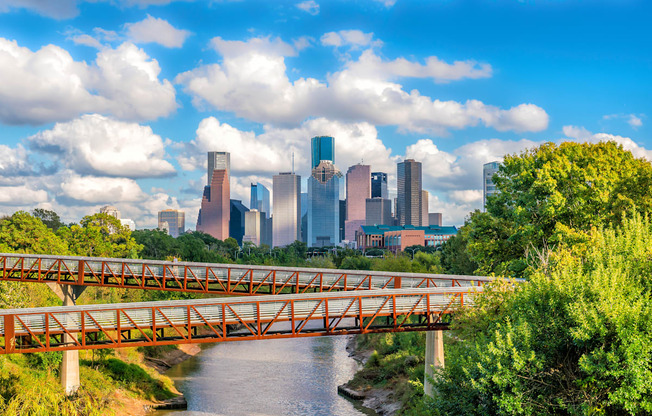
top-left (356, 224), bottom-right (458, 253)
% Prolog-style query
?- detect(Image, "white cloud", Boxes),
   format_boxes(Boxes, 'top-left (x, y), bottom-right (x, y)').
top-left (0, 144), bottom-right (33, 178)
top-left (448, 190), bottom-right (483, 204)
top-left (59, 174), bottom-right (147, 204)
top-left (176, 35), bottom-right (548, 135)
top-left (69, 33), bottom-right (104, 49)
top-left (296, 0), bottom-right (319, 15)
top-left (0, 38), bottom-right (177, 125)
top-left (563, 125), bottom-right (652, 160)
top-left (320, 30), bottom-right (380, 49)
top-left (0, 185), bottom-right (48, 206)
top-left (628, 114), bottom-right (643, 128)
top-left (0, 0), bottom-right (79, 19)
top-left (125, 15), bottom-right (191, 48)
top-left (28, 114), bottom-right (176, 178)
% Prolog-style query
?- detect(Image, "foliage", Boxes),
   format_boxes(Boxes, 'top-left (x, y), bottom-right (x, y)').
top-left (446, 141), bottom-right (652, 277)
top-left (0, 211), bottom-right (68, 255)
top-left (430, 213), bottom-right (652, 415)
top-left (31, 209), bottom-right (65, 232)
top-left (58, 213), bottom-right (142, 259)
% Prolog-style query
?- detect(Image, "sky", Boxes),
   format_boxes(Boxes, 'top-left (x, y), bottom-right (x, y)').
top-left (0, 0), bottom-right (650, 228)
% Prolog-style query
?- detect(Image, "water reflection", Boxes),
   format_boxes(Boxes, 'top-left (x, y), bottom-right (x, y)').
top-left (155, 333), bottom-right (376, 416)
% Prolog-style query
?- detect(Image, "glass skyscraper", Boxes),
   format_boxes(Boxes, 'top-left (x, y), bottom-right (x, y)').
top-left (250, 182), bottom-right (271, 218)
top-left (308, 160), bottom-right (342, 247)
top-left (371, 172), bottom-right (388, 199)
top-left (311, 136), bottom-right (334, 169)
top-left (273, 172), bottom-right (301, 247)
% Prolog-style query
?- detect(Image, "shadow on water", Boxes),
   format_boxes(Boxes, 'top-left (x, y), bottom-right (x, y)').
top-left (154, 327), bottom-right (377, 416)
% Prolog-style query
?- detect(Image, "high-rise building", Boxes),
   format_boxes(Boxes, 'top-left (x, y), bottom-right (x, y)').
top-left (100, 205), bottom-right (120, 219)
top-left (250, 183), bottom-right (271, 219)
top-left (308, 160), bottom-right (342, 247)
top-left (300, 192), bottom-right (308, 243)
top-left (158, 209), bottom-right (185, 237)
top-left (483, 161), bottom-right (500, 209)
top-left (229, 200), bottom-right (249, 245)
top-left (345, 164), bottom-right (371, 241)
top-left (243, 209), bottom-right (262, 246)
top-left (197, 152), bottom-right (230, 240)
top-left (397, 159), bottom-right (422, 226)
top-left (208, 152), bottom-right (230, 186)
top-left (311, 136), bottom-right (334, 169)
top-left (371, 172), bottom-right (388, 199)
top-left (429, 213), bottom-right (443, 227)
top-left (273, 172), bottom-right (301, 247)
top-left (421, 190), bottom-right (429, 227)
top-left (365, 198), bottom-right (392, 226)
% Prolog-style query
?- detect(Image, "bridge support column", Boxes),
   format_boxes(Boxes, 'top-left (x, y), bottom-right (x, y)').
top-left (47, 284), bottom-right (86, 396)
top-left (424, 329), bottom-right (444, 398)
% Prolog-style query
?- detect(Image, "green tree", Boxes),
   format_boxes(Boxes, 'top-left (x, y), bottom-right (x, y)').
top-left (31, 208), bottom-right (65, 232)
top-left (462, 141), bottom-right (652, 276)
top-left (59, 213), bottom-right (142, 258)
top-left (431, 213), bottom-right (652, 415)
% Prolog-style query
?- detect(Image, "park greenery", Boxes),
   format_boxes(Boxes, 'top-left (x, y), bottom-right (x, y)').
top-left (1, 140), bottom-right (652, 414)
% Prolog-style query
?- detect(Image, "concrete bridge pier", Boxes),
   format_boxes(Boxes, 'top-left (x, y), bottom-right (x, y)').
top-left (47, 283), bottom-right (86, 396)
top-left (424, 329), bottom-right (445, 398)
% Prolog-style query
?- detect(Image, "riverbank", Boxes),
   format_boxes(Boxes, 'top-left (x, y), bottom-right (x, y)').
top-left (341, 333), bottom-right (430, 416)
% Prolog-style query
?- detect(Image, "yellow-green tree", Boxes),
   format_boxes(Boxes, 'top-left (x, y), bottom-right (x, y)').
top-left (58, 213), bottom-right (142, 258)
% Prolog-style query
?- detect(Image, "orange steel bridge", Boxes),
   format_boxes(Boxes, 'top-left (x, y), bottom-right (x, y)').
top-left (0, 287), bottom-right (475, 354)
top-left (0, 253), bottom-right (491, 296)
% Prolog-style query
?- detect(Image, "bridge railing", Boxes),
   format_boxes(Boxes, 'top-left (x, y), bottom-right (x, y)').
top-left (0, 287), bottom-right (478, 354)
top-left (0, 253), bottom-right (492, 295)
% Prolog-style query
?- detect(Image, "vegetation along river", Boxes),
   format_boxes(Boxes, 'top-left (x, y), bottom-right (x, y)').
top-left (154, 334), bottom-right (377, 416)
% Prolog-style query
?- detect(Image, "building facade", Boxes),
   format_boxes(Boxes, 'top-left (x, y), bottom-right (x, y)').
top-left (250, 182), bottom-right (271, 219)
top-left (345, 164), bottom-right (371, 242)
top-left (421, 190), bottom-right (429, 227)
top-left (366, 198), bottom-right (392, 226)
top-left (429, 212), bottom-right (443, 227)
top-left (307, 160), bottom-right (342, 247)
top-left (243, 209), bottom-right (262, 246)
top-left (158, 209), bottom-right (185, 237)
top-left (371, 172), bottom-right (388, 199)
top-left (397, 159), bottom-right (422, 226)
top-left (197, 152), bottom-right (230, 240)
top-left (229, 200), bottom-right (249, 245)
top-left (208, 151), bottom-right (230, 186)
top-left (357, 225), bottom-right (458, 253)
top-left (483, 161), bottom-right (500, 209)
top-left (311, 136), bottom-right (335, 169)
top-left (273, 172), bottom-right (301, 247)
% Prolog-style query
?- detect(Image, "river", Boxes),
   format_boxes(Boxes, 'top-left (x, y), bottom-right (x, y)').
top-left (154, 334), bottom-right (377, 416)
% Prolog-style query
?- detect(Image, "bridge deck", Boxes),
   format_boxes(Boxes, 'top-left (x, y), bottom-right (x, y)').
top-left (0, 253), bottom-right (490, 295)
top-left (0, 286), bottom-right (478, 354)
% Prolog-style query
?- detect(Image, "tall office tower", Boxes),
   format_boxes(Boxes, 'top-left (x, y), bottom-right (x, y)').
top-left (421, 190), bottom-right (429, 226)
top-left (273, 172), bottom-right (301, 247)
top-left (262, 216), bottom-right (273, 247)
top-left (100, 205), bottom-right (120, 219)
top-left (345, 164), bottom-right (371, 241)
top-left (197, 152), bottom-right (230, 240)
top-left (311, 136), bottom-right (334, 169)
top-left (371, 172), bottom-right (388, 199)
top-left (229, 200), bottom-right (249, 245)
top-left (483, 161), bottom-right (500, 209)
top-left (208, 152), bottom-right (230, 186)
top-left (339, 200), bottom-right (346, 242)
top-left (397, 159), bottom-right (423, 226)
top-left (158, 209), bottom-right (185, 237)
top-left (429, 213), bottom-right (443, 227)
top-left (366, 198), bottom-right (392, 226)
top-left (300, 192), bottom-right (308, 243)
top-left (243, 209), bottom-right (262, 246)
top-left (250, 183), bottom-right (271, 219)
top-left (308, 160), bottom-right (342, 247)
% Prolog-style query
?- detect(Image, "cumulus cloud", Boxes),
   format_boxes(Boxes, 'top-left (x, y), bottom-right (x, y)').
top-left (28, 114), bottom-right (176, 178)
top-left (628, 114), bottom-right (643, 128)
top-left (320, 30), bottom-right (380, 49)
top-left (296, 0), bottom-right (319, 15)
top-left (448, 190), bottom-right (483, 204)
top-left (563, 125), bottom-right (652, 160)
top-left (0, 144), bottom-right (34, 178)
top-left (0, 38), bottom-right (176, 125)
top-left (59, 174), bottom-right (147, 204)
top-left (0, 185), bottom-right (48, 205)
top-left (125, 15), bottom-right (191, 48)
top-left (176, 35), bottom-right (548, 134)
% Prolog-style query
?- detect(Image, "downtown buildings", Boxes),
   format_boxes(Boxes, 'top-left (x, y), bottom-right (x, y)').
top-left (197, 151), bottom-right (230, 240)
top-left (307, 136), bottom-right (342, 247)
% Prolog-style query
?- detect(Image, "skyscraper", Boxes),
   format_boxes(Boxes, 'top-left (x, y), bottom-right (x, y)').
top-left (308, 160), bottom-right (342, 247)
top-left (158, 209), bottom-right (185, 237)
top-left (207, 152), bottom-right (230, 186)
top-left (366, 198), bottom-right (392, 226)
top-left (197, 152), bottom-right (230, 240)
top-left (273, 172), bottom-right (301, 247)
top-left (243, 209), bottom-right (262, 246)
top-left (311, 136), bottom-right (334, 169)
top-left (229, 200), bottom-right (249, 245)
top-left (250, 182), bottom-right (271, 218)
top-left (483, 161), bottom-right (500, 209)
top-left (345, 164), bottom-right (371, 241)
top-left (421, 190), bottom-right (429, 227)
top-left (397, 159), bottom-right (423, 226)
top-left (371, 172), bottom-right (388, 199)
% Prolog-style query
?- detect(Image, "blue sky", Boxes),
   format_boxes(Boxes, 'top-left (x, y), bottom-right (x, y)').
top-left (0, 0), bottom-right (649, 228)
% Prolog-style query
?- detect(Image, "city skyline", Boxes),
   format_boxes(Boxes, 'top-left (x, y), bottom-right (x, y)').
top-left (0, 1), bottom-right (649, 228)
